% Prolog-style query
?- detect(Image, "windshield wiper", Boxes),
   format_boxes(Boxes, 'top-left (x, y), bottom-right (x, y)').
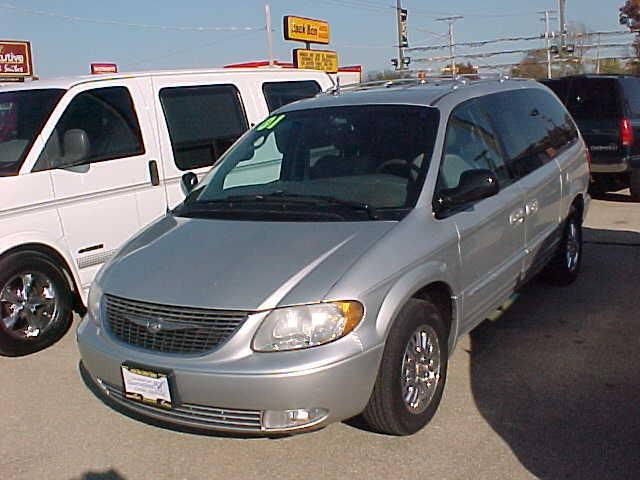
top-left (227, 191), bottom-right (379, 220)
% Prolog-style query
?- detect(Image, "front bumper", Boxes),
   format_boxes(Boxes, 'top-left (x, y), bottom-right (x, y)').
top-left (76, 315), bottom-right (384, 434)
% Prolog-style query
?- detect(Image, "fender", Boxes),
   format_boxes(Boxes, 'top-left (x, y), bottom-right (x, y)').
top-left (0, 231), bottom-right (83, 300)
top-left (374, 259), bottom-right (461, 353)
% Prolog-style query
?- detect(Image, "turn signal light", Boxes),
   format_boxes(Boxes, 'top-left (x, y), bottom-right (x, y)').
top-left (620, 118), bottom-right (634, 147)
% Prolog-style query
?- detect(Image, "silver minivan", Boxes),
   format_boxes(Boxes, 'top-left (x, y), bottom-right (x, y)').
top-left (77, 77), bottom-right (590, 436)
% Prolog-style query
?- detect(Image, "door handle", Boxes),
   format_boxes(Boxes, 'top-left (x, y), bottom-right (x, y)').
top-left (148, 160), bottom-right (160, 186)
top-left (525, 199), bottom-right (539, 216)
top-left (509, 208), bottom-right (525, 225)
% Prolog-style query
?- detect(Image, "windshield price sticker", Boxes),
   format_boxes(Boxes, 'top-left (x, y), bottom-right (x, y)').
top-left (257, 114), bottom-right (285, 131)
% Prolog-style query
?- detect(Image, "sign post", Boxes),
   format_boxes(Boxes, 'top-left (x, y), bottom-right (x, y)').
top-left (0, 41), bottom-right (33, 81)
top-left (283, 15), bottom-right (337, 74)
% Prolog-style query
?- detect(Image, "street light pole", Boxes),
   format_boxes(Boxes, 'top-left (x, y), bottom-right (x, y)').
top-left (265, 4), bottom-right (274, 66)
top-left (395, 0), bottom-right (406, 70)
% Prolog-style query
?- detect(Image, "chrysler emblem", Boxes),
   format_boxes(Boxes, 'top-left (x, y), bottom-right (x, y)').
top-left (126, 314), bottom-right (195, 333)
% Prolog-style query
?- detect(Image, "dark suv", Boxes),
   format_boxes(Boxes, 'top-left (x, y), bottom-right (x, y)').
top-left (542, 75), bottom-right (640, 199)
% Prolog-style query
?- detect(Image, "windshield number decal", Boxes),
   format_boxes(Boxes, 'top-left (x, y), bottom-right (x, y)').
top-left (256, 114), bottom-right (285, 131)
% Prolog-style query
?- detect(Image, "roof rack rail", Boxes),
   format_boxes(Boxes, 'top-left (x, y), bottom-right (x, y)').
top-left (327, 72), bottom-right (520, 95)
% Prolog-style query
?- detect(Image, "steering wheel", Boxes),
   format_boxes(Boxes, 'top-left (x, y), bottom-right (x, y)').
top-left (376, 158), bottom-right (422, 180)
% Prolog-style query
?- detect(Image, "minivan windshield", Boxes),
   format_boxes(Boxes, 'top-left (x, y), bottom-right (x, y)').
top-left (0, 89), bottom-right (64, 176)
top-left (176, 105), bottom-right (439, 221)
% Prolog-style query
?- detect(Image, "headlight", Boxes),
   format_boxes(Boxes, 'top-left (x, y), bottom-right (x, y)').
top-left (252, 301), bottom-right (364, 352)
top-left (87, 282), bottom-right (103, 325)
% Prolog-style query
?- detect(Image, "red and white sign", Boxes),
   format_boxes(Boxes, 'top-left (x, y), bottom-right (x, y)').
top-left (91, 63), bottom-right (118, 75)
top-left (0, 40), bottom-right (32, 78)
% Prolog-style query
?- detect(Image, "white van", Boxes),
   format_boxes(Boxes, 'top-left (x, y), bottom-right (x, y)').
top-left (0, 67), bottom-right (333, 355)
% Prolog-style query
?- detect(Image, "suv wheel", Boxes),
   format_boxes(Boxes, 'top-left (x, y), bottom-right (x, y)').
top-left (630, 169), bottom-right (640, 201)
top-left (543, 212), bottom-right (582, 286)
top-left (361, 298), bottom-right (448, 435)
top-left (0, 251), bottom-right (73, 356)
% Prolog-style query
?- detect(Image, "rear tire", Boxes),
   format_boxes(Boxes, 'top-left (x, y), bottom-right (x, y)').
top-left (630, 169), bottom-right (640, 201)
top-left (0, 251), bottom-right (73, 356)
top-left (543, 212), bottom-right (582, 286)
top-left (361, 298), bottom-right (448, 435)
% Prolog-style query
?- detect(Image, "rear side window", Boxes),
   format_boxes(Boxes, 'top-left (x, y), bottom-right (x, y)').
top-left (566, 78), bottom-right (621, 119)
top-left (262, 80), bottom-right (321, 112)
top-left (34, 86), bottom-right (144, 171)
top-left (621, 78), bottom-right (640, 117)
top-left (160, 84), bottom-right (248, 171)
top-left (482, 89), bottom-right (578, 178)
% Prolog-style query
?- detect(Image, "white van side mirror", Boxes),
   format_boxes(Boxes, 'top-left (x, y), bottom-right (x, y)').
top-left (62, 129), bottom-right (91, 166)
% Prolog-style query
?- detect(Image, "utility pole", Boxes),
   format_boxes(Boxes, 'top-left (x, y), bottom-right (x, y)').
top-left (595, 33), bottom-right (601, 74)
top-left (265, 4), bottom-right (274, 66)
top-left (558, 0), bottom-right (567, 49)
top-left (436, 16), bottom-right (463, 78)
top-left (395, 0), bottom-right (406, 70)
top-left (539, 9), bottom-right (557, 79)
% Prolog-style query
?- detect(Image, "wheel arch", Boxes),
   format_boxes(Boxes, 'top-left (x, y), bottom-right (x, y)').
top-left (374, 263), bottom-right (460, 354)
top-left (0, 239), bottom-right (85, 314)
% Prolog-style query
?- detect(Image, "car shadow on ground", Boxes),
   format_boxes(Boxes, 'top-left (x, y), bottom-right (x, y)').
top-left (73, 470), bottom-right (126, 480)
top-left (468, 228), bottom-right (640, 479)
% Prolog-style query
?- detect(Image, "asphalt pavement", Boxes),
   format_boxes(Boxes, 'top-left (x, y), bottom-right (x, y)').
top-left (1, 190), bottom-right (638, 480)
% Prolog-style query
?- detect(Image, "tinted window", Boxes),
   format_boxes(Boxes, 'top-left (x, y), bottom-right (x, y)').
top-left (180, 105), bottom-right (440, 221)
top-left (542, 79), bottom-right (569, 103)
top-left (438, 99), bottom-right (511, 192)
top-left (0, 89), bottom-right (63, 176)
top-left (566, 78), bottom-right (621, 119)
top-left (34, 87), bottom-right (144, 171)
top-left (483, 89), bottom-right (577, 178)
top-left (262, 81), bottom-right (321, 112)
top-left (160, 84), bottom-right (248, 171)
top-left (621, 78), bottom-right (640, 117)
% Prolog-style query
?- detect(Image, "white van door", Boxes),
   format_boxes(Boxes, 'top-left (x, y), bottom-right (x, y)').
top-left (31, 79), bottom-right (167, 288)
top-left (152, 75), bottom-right (261, 208)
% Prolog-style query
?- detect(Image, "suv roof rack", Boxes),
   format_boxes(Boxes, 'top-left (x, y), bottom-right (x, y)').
top-left (329, 72), bottom-right (521, 95)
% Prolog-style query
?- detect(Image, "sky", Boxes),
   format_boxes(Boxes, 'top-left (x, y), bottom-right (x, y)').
top-left (1, 0), bottom-right (627, 78)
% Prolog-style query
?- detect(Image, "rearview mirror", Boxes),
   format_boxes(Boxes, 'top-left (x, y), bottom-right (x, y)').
top-left (62, 129), bottom-right (90, 166)
top-left (437, 169), bottom-right (499, 212)
top-left (181, 172), bottom-right (198, 196)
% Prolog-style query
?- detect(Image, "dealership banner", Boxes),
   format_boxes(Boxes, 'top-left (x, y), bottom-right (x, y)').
top-left (0, 41), bottom-right (32, 78)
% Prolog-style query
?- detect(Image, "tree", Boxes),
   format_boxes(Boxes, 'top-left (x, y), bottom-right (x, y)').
top-left (620, 1), bottom-right (640, 74)
top-left (510, 49), bottom-right (548, 79)
top-left (599, 58), bottom-right (626, 74)
top-left (365, 69), bottom-right (409, 81)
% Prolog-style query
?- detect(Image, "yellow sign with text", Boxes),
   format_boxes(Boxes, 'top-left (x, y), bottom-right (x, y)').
top-left (284, 16), bottom-right (330, 45)
top-left (293, 49), bottom-right (338, 73)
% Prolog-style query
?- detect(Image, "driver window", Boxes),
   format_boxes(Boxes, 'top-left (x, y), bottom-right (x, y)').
top-left (33, 86), bottom-right (144, 172)
top-left (437, 100), bottom-right (511, 191)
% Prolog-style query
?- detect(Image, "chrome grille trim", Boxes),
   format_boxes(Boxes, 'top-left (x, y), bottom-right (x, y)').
top-left (104, 294), bottom-right (248, 354)
top-left (100, 380), bottom-right (263, 432)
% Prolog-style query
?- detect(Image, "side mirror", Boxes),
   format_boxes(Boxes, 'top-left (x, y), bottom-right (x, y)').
top-left (62, 129), bottom-right (90, 166)
top-left (181, 172), bottom-right (198, 196)
top-left (438, 169), bottom-right (499, 210)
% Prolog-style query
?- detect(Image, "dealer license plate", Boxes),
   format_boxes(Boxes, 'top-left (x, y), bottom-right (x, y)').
top-left (121, 365), bottom-right (173, 409)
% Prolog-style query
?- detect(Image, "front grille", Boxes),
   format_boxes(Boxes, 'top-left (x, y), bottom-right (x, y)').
top-left (104, 294), bottom-right (248, 354)
top-left (100, 380), bottom-right (263, 432)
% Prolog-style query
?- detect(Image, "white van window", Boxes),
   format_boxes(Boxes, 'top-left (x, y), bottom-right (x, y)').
top-left (262, 81), bottom-right (321, 112)
top-left (0, 89), bottom-right (64, 177)
top-left (34, 87), bottom-right (144, 171)
top-left (160, 84), bottom-right (248, 171)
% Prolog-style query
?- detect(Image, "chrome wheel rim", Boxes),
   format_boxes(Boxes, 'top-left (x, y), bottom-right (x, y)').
top-left (565, 222), bottom-right (580, 272)
top-left (0, 272), bottom-right (59, 341)
top-left (401, 325), bottom-right (441, 414)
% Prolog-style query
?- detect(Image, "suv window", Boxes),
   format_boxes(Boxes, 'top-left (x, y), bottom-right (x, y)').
top-left (621, 78), bottom-right (640, 117)
top-left (437, 99), bottom-right (512, 192)
top-left (262, 81), bottom-right (321, 112)
top-left (34, 87), bottom-right (144, 172)
top-left (542, 78), bottom-right (569, 103)
top-left (160, 84), bottom-right (248, 171)
top-left (566, 78), bottom-right (621, 119)
top-left (483, 88), bottom-right (577, 178)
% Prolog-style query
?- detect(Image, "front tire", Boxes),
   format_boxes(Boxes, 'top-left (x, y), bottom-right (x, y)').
top-left (361, 298), bottom-right (448, 435)
top-left (0, 251), bottom-right (73, 356)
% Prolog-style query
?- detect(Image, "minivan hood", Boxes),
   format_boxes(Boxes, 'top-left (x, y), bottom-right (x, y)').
top-left (101, 215), bottom-right (396, 310)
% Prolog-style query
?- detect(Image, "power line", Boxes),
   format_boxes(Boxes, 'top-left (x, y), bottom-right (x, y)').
top-left (0, 3), bottom-right (263, 32)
